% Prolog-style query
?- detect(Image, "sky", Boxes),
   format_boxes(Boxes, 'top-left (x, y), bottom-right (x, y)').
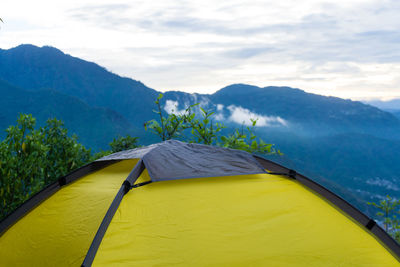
top-left (1, 0), bottom-right (400, 100)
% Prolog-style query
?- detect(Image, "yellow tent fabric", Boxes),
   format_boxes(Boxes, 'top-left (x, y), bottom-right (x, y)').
top-left (0, 159), bottom-right (137, 267)
top-left (93, 173), bottom-right (399, 266)
top-left (0, 149), bottom-right (399, 267)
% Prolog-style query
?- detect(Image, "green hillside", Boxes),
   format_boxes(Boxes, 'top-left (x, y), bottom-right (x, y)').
top-left (0, 44), bottom-right (159, 128)
top-left (0, 79), bottom-right (138, 150)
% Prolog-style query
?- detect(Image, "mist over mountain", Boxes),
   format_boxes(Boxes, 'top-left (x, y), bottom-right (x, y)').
top-left (1, 44), bottom-right (400, 214)
top-left (163, 84), bottom-right (400, 139)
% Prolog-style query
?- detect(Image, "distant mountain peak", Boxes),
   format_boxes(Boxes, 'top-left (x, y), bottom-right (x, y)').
top-left (6, 44), bottom-right (64, 55)
top-left (215, 83), bottom-right (307, 96)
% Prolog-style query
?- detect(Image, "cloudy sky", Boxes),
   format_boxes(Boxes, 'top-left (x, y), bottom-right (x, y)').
top-left (1, 0), bottom-right (400, 100)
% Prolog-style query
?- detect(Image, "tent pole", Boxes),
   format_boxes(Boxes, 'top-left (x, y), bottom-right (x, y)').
top-left (81, 159), bottom-right (146, 267)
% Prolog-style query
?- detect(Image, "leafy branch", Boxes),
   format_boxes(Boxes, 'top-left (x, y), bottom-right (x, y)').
top-left (368, 195), bottom-right (400, 242)
top-left (145, 93), bottom-right (280, 155)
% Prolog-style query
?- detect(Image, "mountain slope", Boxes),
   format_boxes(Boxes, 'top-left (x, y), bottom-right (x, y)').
top-left (365, 99), bottom-right (400, 110)
top-left (260, 131), bottom-right (400, 215)
top-left (0, 44), bottom-right (159, 127)
top-left (1, 45), bottom-right (398, 137)
top-left (210, 84), bottom-right (400, 137)
top-left (2, 44), bottom-right (400, 214)
top-left (0, 79), bottom-right (138, 150)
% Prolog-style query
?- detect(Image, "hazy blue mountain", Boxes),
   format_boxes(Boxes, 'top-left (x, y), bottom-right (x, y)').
top-left (213, 84), bottom-right (399, 129)
top-left (389, 110), bottom-right (400, 120)
top-left (164, 84), bottom-right (400, 138)
top-left (365, 98), bottom-right (400, 110)
top-left (0, 44), bottom-right (159, 128)
top-left (2, 44), bottom-right (400, 214)
top-left (0, 79), bottom-right (138, 150)
top-left (1, 45), bottom-right (398, 138)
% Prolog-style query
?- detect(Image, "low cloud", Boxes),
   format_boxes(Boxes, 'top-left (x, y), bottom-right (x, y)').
top-left (164, 100), bottom-right (186, 115)
top-left (227, 105), bottom-right (287, 127)
top-left (213, 104), bottom-right (225, 120)
top-left (366, 177), bottom-right (400, 191)
top-left (163, 100), bottom-right (286, 127)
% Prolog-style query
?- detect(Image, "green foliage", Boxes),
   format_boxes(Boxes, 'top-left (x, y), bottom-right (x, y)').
top-left (91, 135), bottom-right (140, 161)
top-left (41, 118), bottom-right (91, 184)
top-left (109, 135), bottom-right (139, 153)
top-left (219, 119), bottom-right (282, 154)
top-left (144, 94), bottom-right (190, 141)
top-left (0, 114), bottom-right (91, 219)
top-left (0, 115), bottom-right (47, 217)
top-left (368, 195), bottom-right (400, 243)
top-left (145, 94), bottom-right (280, 154)
top-left (187, 107), bottom-right (224, 145)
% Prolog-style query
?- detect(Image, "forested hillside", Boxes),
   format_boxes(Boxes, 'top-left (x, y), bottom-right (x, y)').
top-left (1, 44), bottom-right (400, 216)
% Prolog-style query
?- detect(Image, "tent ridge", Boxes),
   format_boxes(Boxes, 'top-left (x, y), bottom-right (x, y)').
top-left (149, 171), bottom-right (269, 182)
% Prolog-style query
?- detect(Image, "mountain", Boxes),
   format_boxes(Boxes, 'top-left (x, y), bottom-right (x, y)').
top-left (0, 79), bottom-right (138, 150)
top-left (213, 84), bottom-right (398, 129)
top-left (1, 44), bottom-right (400, 214)
top-left (0, 44), bottom-right (159, 128)
top-left (365, 98), bottom-right (400, 111)
top-left (389, 110), bottom-right (400, 120)
top-left (164, 84), bottom-right (400, 138)
top-left (1, 45), bottom-right (399, 139)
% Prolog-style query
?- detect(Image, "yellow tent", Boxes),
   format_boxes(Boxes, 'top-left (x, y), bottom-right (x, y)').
top-left (0, 140), bottom-right (399, 266)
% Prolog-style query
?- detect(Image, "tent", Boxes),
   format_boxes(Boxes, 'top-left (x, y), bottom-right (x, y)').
top-left (0, 140), bottom-right (399, 266)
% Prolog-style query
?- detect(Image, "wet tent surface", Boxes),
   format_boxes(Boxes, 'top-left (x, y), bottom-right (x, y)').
top-left (0, 160), bottom-right (138, 267)
top-left (93, 173), bottom-right (399, 266)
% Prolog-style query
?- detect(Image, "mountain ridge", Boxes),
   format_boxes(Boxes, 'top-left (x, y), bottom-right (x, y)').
top-left (1, 44), bottom-right (398, 137)
top-left (1, 44), bottom-right (400, 214)
top-left (0, 44), bottom-right (159, 128)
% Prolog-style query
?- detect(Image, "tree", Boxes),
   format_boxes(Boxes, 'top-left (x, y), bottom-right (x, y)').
top-left (368, 195), bottom-right (400, 242)
top-left (0, 114), bottom-right (91, 218)
top-left (41, 118), bottom-right (91, 184)
top-left (145, 94), bottom-right (280, 155)
top-left (91, 135), bottom-right (141, 161)
top-left (219, 119), bottom-right (282, 154)
top-left (0, 114), bottom-right (47, 218)
top-left (109, 135), bottom-right (139, 153)
top-left (144, 94), bottom-right (192, 141)
top-left (186, 107), bottom-right (224, 145)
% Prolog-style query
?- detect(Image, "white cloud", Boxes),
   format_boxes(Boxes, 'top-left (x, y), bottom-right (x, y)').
top-left (163, 100), bottom-right (186, 115)
top-left (191, 94), bottom-right (210, 108)
top-left (213, 104), bottom-right (225, 120)
top-left (214, 113), bottom-right (225, 121)
top-left (227, 105), bottom-right (287, 127)
top-left (366, 177), bottom-right (400, 191)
